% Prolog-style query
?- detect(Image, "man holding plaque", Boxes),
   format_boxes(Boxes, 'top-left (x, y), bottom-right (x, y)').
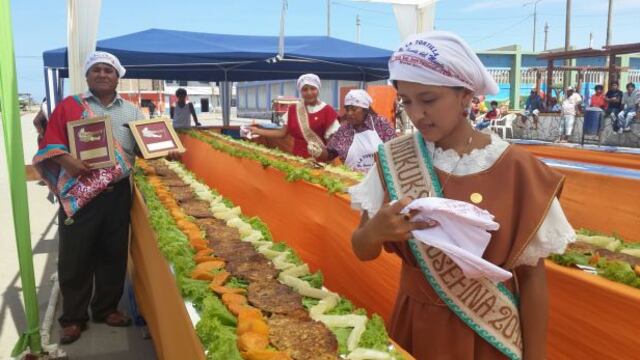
top-left (34, 51), bottom-right (144, 344)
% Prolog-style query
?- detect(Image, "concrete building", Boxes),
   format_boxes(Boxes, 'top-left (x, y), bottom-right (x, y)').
top-left (235, 48), bottom-right (640, 117)
top-left (117, 80), bottom-right (235, 117)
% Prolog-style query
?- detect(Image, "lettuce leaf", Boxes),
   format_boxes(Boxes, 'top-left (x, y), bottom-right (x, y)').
top-left (196, 317), bottom-right (242, 360)
top-left (201, 295), bottom-right (236, 327)
top-left (226, 277), bottom-right (249, 289)
top-left (548, 251), bottom-right (590, 267)
top-left (597, 260), bottom-right (640, 288)
top-left (357, 314), bottom-right (389, 351)
top-left (302, 297), bottom-right (320, 310)
top-left (326, 298), bottom-right (355, 315)
top-left (300, 271), bottom-right (324, 289)
top-left (331, 326), bottom-right (353, 354)
top-left (177, 276), bottom-right (211, 311)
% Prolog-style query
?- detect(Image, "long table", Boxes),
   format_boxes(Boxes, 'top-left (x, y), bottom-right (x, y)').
top-left (178, 133), bottom-right (640, 359)
top-left (129, 154), bottom-right (413, 359)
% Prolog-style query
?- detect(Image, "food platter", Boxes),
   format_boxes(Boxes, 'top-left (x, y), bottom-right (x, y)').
top-left (549, 230), bottom-right (640, 289)
top-left (135, 158), bottom-right (404, 359)
top-left (184, 129), bottom-right (364, 193)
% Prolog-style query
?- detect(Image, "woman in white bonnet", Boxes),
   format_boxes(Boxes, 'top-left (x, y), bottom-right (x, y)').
top-left (319, 89), bottom-right (396, 172)
top-left (249, 73), bottom-right (339, 158)
top-left (350, 31), bottom-right (575, 360)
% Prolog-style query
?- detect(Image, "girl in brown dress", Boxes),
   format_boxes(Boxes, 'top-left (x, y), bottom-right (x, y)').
top-left (350, 31), bottom-right (575, 360)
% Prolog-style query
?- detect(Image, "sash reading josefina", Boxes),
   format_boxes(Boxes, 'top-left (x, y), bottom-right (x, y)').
top-left (376, 133), bottom-right (523, 360)
top-left (295, 101), bottom-right (325, 149)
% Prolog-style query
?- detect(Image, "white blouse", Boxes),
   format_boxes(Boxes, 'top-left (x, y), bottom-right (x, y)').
top-left (349, 134), bottom-right (576, 267)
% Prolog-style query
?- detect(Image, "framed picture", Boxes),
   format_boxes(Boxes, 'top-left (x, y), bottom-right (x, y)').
top-left (129, 118), bottom-right (185, 159)
top-left (66, 116), bottom-right (115, 169)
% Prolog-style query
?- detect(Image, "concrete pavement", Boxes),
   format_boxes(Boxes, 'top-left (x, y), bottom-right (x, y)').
top-left (0, 112), bottom-right (156, 359)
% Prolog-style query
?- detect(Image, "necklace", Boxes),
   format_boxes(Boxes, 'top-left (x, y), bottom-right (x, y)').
top-left (436, 132), bottom-right (475, 194)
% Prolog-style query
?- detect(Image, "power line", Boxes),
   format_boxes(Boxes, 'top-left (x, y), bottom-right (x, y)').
top-left (331, 1), bottom-right (392, 15)
top-left (472, 15), bottom-right (534, 44)
top-left (360, 20), bottom-right (396, 29)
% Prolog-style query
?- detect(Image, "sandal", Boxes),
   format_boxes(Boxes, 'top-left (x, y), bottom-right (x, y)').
top-left (95, 311), bottom-right (132, 327)
top-left (60, 323), bottom-right (87, 344)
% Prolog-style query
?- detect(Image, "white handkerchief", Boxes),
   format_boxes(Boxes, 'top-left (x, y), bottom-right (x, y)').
top-left (239, 124), bottom-right (259, 139)
top-left (403, 197), bottom-right (512, 282)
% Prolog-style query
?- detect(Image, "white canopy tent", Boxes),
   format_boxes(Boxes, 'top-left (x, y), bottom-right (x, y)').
top-left (354, 0), bottom-right (437, 40)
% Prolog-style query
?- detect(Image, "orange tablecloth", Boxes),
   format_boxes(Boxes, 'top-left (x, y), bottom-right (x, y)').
top-left (130, 187), bottom-right (206, 360)
top-left (554, 168), bottom-right (640, 242)
top-left (546, 261), bottom-right (640, 360)
top-left (517, 143), bottom-right (640, 170)
top-left (180, 134), bottom-right (402, 321)
top-left (179, 133), bottom-right (640, 359)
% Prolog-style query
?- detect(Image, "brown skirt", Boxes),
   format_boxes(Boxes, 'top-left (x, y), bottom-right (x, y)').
top-left (389, 264), bottom-right (509, 360)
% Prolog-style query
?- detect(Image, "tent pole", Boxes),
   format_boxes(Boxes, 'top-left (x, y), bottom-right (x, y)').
top-left (222, 70), bottom-right (230, 126)
top-left (43, 67), bottom-right (53, 116)
top-left (0, 0), bottom-right (43, 355)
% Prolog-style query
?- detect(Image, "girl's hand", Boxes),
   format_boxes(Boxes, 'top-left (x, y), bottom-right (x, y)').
top-left (363, 196), bottom-right (437, 244)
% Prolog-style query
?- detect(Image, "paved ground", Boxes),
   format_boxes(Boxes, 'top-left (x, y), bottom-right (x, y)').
top-left (0, 109), bottom-right (260, 359)
top-left (0, 112), bottom-right (156, 359)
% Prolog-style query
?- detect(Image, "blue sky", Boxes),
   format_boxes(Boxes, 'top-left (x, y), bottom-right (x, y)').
top-left (10, 0), bottom-right (640, 99)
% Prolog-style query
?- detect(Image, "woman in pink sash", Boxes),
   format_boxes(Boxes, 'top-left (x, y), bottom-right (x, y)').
top-left (249, 73), bottom-right (339, 158)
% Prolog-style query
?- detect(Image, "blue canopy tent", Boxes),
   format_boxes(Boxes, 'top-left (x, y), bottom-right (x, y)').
top-left (42, 28), bottom-right (392, 124)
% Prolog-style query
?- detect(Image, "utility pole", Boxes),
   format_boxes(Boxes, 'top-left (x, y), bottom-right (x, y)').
top-left (605, 0), bottom-right (614, 88)
top-left (543, 22), bottom-right (549, 51)
top-left (326, 0), bottom-right (331, 36)
top-left (524, 0), bottom-right (542, 52)
top-left (564, 0), bottom-right (571, 52)
top-left (278, 0), bottom-right (287, 58)
top-left (606, 0), bottom-right (614, 46)
top-left (356, 14), bottom-right (361, 43)
top-left (564, 0), bottom-right (572, 89)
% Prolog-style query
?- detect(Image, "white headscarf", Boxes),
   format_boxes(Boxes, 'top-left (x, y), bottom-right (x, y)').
top-left (297, 73), bottom-right (321, 91)
top-left (345, 89), bottom-right (373, 109)
top-left (389, 31), bottom-right (498, 95)
top-left (83, 51), bottom-right (126, 78)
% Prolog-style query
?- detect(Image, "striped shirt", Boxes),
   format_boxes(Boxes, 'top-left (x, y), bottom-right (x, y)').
top-left (81, 91), bottom-right (143, 168)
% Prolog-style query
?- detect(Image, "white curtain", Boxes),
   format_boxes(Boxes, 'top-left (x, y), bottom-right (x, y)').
top-left (354, 0), bottom-right (436, 40)
top-left (67, 0), bottom-right (102, 94)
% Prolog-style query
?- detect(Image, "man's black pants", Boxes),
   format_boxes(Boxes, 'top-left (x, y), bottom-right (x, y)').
top-left (57, 178), bottom-right (132, 326)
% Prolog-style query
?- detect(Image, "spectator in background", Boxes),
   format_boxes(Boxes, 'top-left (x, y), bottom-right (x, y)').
top-left (549, 97), bottom-right (562, 112)
top-left (617, 82), bottom-right (640, 133)
top-left (589, 85), bottom-right (607, 110)
top-left (148, 101), bottom-right (156, 118)
top-left (32, 98), bottom-right (49, 148)
top-left (475, 100), bottom-right (499, 130)
top-left (170, 88), bottom-right (201, 128)
top-left (558, 86), bottom-right (582, 142)
top-left (605, 81), bottom-right (624, 131)
top-left (469, 96), bottom-right (481, 122)
top-left (524, 90), bottom-right (543, 129)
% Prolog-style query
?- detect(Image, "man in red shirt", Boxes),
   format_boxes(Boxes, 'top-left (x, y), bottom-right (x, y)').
top-left (590, 84), bottom-right (607, 110)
